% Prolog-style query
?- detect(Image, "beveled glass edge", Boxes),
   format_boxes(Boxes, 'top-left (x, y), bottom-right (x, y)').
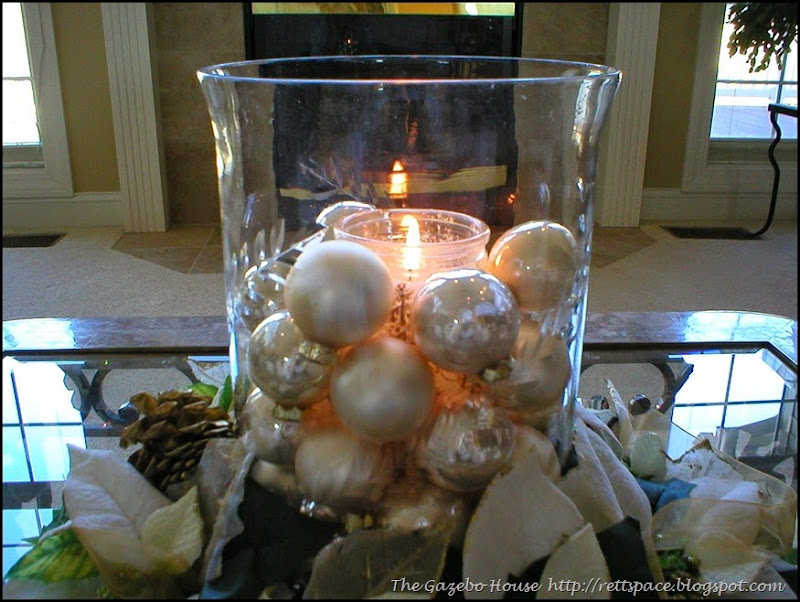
top-left (3, 311), bottom-right (797, 370)
top-left (2, 316), bottom-right (230, 356)
top-left (585, 311), bottom-right (797, 369)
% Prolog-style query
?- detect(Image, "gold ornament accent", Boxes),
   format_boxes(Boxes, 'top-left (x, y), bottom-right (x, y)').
top-left (298, 339), bottom-right (337, 364)
top-left (481, 357), bottom-right (515, 384)
top-left (120, 390), bottom-right (236, 492)
top-left (386, 282), bottom-right (415, 342)
top-left (272, 404), bottom-right (303, 422)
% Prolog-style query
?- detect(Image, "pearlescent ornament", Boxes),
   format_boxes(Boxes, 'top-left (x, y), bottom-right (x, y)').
top-left (416, 397), bottom-right (515, 492)
top-left (294, 429), bottom-right (394, 511)
top-left (235, 259), bottom-right (292, 332)
top-left (491, 320), bottom-right (571, 419)
top-left (237, 389), bottom-right (300, 465)
top-left (411, 268), bottom-right (520, 374)
top-left (330, 336), bottom-right (435, 442)
top-left (487, 221), bottom-right (578, 315)
top-left (248, 310), bottom-right (333, 409)
top-left (284, 240), bottom-right (394, 348)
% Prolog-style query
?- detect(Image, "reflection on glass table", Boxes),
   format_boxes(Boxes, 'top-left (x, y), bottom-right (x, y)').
top-left (580, 345), bottom-right (797, 489)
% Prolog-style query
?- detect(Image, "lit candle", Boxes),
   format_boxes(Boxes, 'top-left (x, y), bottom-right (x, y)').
top-left (334, 208), bottom-right (489, 285)
top-left (401, 214), bottom-right (421, 276)
top-left (334, 208), bottom-right (490, 340)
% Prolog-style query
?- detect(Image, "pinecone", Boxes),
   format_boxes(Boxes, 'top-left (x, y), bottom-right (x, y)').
top-left (120, 389), bottom-right (236, 492)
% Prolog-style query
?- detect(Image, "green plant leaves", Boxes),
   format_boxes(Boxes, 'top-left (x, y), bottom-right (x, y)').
top-left (727, 2), bottom-right (798, 72)
top-left (5, 522), bottom-right (97, 583)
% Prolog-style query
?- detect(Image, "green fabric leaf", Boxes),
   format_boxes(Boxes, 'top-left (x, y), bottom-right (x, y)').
top-left (217, 375), bottom-right (233, 413)
top-left (191, 382), bottom-right (219, 399)
top-left (5, 527), bottom-right (98, 583)
top-left (303, 522), bottom-right (453, 599)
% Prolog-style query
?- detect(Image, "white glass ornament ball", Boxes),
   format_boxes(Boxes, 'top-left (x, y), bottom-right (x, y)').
top-left (411, 268), bottom-right (521, 374)
top-left (284, 239), bottom-right (394, 349)
top-left (416, 397), bottom-right (515, 492)
top-left (248, 310), bottom-right (334, 409)
top-left (487, 221), bottom-right (578, 315)
top-left (329, 336), bottom-right (435, 442)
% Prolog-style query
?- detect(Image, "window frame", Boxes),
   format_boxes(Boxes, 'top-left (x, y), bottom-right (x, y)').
top-left (682, 2), bottom-right (796, 195)
top-left (3, 3), bottom-right (73, 199)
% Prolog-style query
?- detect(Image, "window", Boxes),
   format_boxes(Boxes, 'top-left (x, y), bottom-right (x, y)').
top-left (2, 3), bottom-right (72, 199)
top-left (682, 3), bottom-right (796, 195)
top-left (711, 3), bottom-right (797, 140)
top-left (2, 3), bottom-right (41, 154)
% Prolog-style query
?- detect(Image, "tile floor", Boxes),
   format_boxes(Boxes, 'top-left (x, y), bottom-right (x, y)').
top-left (112, 224), bottom-right (223, 274)
top-left (5, 220), bottom-right (795, 321)
top-left (110, 223), bottom-right (657, 274)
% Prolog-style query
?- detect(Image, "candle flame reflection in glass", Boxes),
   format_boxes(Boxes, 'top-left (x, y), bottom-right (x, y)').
top-left (401, 214), bottom-right (421, 273)
top-left (389, 160), bottom-right (407, 197)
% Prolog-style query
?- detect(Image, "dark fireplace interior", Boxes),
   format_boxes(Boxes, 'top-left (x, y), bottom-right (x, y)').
top-left (242, 4), bottom-right (523, 232)
top-left (243, 4), bottom-right (523, 59)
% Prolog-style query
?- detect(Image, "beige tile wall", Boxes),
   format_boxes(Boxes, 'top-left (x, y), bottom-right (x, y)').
top-left (153, 3), bottom-right (245, 226)
top-left (520, 3), bottom-right (608, 65)
top-left (152, 3), bottom-right (608, 226)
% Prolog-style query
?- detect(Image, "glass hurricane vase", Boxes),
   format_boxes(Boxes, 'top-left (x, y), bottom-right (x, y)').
top-left (198, 56), bottom-right (620, 515)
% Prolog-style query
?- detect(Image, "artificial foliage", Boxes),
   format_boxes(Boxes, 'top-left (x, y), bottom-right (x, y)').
top-left (727, 2), bottom-right (798, 72)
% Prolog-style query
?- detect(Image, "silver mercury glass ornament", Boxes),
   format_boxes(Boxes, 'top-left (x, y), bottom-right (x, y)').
top-left (411, 268), bottom-right (521, 374)
top-left (416, 395), bottom-right (515, 493)
top-left (248, 310), bottom-right (334, 409)
top-left (316, 200), bottom-right (375, 228)
top-left (486, 320), bottom-right (571, 423)
top-left (237, 388), bottom-right (301, 465)
top-left (235, 258), bottom-right (292, 333)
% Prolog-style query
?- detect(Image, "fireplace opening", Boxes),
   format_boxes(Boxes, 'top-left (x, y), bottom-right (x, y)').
top-left (243, 4), bottom-right (523, 233)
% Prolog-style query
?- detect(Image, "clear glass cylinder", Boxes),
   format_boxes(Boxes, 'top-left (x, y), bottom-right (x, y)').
top-left (198, 56), bottom-right (620, 504)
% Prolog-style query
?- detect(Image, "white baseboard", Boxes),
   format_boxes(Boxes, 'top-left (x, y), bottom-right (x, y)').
top-left (2, 192), bottom-right (123, 232)
top-left (3, 188), bottom-right (796, 231)
top-left (641, 188), bottom-right (798, 224)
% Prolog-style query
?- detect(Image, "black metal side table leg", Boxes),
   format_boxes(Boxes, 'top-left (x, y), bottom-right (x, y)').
top-left (747, 103), bottom-right (798, 238)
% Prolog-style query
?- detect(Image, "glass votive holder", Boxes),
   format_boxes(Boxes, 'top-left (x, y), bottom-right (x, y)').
top-left (334, 208), bottom-right (490, 283)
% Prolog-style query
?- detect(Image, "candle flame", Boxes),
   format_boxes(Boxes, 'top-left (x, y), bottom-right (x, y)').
top-left (401, 214), bottom-right (421, 271)
top-left (389, 160), bottom-right (408, 197)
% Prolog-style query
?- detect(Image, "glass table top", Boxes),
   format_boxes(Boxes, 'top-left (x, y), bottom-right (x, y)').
top-left (2, 351), bottom-right (231, 576)
top-left (2, 312), bottom-right (798, 580)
